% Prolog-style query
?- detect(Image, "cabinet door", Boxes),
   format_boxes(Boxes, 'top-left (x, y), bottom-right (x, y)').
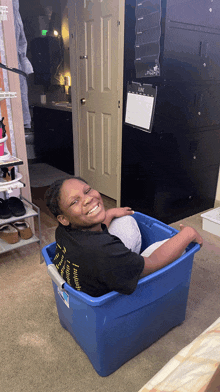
top-left (163, 22), bottom-right (220, 82)
top-left (154, 84), bottom-right (220, 131)
top-left (121, 126), bottom-right (220, 223)
top-left (166, 0), bottom-right (220, 30)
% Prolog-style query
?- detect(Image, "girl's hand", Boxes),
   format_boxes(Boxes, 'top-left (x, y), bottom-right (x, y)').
top-left (112, 207), bottom-right (134, 218)
top-left (104, 207), bottom-right (134, 227)
top-left (179, 224), bottom-right (203, 247)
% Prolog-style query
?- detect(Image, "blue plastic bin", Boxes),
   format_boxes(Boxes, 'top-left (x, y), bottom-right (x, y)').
top-left (42, 212), bottom-right (200, 377)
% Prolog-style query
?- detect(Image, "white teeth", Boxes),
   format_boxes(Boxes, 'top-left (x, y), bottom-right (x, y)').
top-left (88, 205), bottom-right (99, 215)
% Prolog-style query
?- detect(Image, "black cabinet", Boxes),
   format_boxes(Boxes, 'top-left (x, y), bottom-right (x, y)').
top-left (163, 22), bottom-right (220, 83)
top-left (134, 0), bottom-right (220, 82)
top-left (121, 126), bottom-right (220, 223)
top-left (121, 0), bottom-right (220, 224)
top-left (33, 106), bottom-right (74, 175)
top-left (166, 0), bottom-right (220, 30)
top-left (153, 84), bottom-right (220, 131)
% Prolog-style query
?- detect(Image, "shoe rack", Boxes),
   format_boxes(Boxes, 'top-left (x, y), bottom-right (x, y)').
top-left (0, 196), bottom-right (42, 261)
top-left (0, 1), bottom-right (42, 261)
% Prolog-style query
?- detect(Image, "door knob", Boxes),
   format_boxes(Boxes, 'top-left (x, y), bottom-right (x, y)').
top-left (80, 98), bottom-right (86, 105)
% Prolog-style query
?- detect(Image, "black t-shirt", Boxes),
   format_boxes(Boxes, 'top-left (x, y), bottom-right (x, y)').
top-left (53, 223), bottom-right (145, 297)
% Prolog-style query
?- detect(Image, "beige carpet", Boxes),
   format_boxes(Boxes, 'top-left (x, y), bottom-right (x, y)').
top-left (0, 203), bottom-right (220, 392)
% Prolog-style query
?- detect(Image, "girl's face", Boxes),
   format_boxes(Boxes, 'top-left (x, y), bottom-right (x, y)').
top-left (57, 178), bottom-right (106, 231)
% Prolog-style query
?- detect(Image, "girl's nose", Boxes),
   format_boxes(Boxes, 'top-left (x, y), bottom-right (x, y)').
top-left (83, 195), bottom-right (93, 206)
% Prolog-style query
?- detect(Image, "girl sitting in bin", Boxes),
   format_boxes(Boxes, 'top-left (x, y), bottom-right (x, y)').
top-left (45, 176), bottom-right (203, 297)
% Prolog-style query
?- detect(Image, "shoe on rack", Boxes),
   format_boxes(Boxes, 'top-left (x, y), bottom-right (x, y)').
top-left (8, 197), bottom-right (26, 217)
top-left (0, 224), bottom-right (19, 244)
top-left (0, 198), bottom-right (12, 219)
top-left (11, 221), bottom-right (33, 240)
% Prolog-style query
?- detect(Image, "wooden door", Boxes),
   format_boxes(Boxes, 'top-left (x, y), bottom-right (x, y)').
top-left (68, 0), bottom-right (124, 202)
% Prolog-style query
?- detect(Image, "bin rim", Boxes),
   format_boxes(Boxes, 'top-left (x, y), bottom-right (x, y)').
top-left (42, 239), bottom-right (200, 307)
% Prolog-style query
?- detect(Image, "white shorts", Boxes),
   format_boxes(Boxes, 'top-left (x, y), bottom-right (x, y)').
top-left (108, 216), bottom-right (185, 257)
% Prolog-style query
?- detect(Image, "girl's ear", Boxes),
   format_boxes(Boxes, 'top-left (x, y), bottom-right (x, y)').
top-left (57, 214), bottom-right (70, 226)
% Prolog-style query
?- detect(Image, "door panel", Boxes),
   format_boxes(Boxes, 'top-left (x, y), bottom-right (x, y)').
top-left (102, 113), bottom-right (112, 176)
top-left (87, 111), bottom-right (96, 171)
top-left (74, 0), bottom-right (123, 199)
top-left (101, 15), bottom-right (112, 91)
top-left (85, 19), bottom-right (95, 91)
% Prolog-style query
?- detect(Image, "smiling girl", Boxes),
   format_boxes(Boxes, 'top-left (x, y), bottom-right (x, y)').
top-left (45, 176), bottom-right (203, 297)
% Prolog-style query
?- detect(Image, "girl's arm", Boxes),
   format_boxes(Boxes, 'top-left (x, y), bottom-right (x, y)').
top-left (140, 225), bottom-right (203, 278)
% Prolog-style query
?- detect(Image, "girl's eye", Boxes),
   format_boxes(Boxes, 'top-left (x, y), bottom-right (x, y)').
top-left (71, 200), bottom-right (78, 206)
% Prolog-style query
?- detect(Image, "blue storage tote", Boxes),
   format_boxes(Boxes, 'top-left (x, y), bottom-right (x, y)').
top-left (42, 212), bottom-right (200, 377)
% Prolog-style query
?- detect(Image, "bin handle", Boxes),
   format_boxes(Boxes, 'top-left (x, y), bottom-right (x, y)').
top-left (47, 264), bottom-right (66, 291)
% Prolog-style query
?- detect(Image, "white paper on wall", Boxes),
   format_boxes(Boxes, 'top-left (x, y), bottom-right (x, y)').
top-left (125, 92), bottom-right (155, 131)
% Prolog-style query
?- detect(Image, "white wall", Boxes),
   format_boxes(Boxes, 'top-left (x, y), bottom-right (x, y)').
top-left (215, 168), bottom-right (220, 201)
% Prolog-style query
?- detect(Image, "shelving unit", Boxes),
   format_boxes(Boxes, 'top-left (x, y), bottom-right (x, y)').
top-left (0, 154), bottom-right (23, 167)
top-left (0, 5), bottom-right (8, 21)
top-left (0, 92), bottom-right (17, 100)
top-left (0, 180), bottom-right (24, 192)
top-left (0, 173), bottom-right (23, 189)
top-left (0, 1), bottom-right (42, 262)
top-left (0, 196), bottom-right (42, 262)
top-left (0, 118), bottom-right (42, 262)
top-left (0, 141), bottom-right (24, 191)
top-left (0, 154), bottom-right (42, 261)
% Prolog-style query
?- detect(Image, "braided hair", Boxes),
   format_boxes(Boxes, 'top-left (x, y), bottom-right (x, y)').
top-left (45, 176), bottom-right (88, 218)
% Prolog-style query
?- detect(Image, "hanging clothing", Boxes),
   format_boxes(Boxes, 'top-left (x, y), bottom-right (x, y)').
top-left (12, 0), bottom-right (33, 128)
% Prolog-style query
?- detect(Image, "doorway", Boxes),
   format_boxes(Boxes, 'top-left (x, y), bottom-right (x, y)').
top-left (68, 0), bottom-right (125, 205)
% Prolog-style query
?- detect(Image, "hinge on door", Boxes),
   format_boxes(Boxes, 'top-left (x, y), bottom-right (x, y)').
top-left (118, 100), bottom-right (120, 108)
top-left (117, 20), bottom-right (120, 26)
